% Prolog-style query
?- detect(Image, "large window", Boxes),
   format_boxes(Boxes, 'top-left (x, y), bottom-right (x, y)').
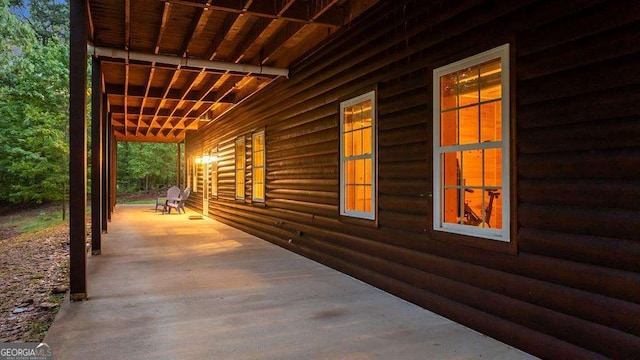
top-left (252, 131), bottom-right (265, 202)
top-left (235, 137), bottom-right (245, 200)
top-left (340, 91), bottom-right (376, 220)
top-left (433, 44), bottom-right (510, 241)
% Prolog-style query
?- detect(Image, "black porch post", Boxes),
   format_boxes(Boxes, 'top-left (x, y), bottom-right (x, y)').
top-left (69, 0), bottom-right (88, 301)
top-left (101, 94), bottom-right (109, 231)
top-left (91, 58), bottom-right (102, 255)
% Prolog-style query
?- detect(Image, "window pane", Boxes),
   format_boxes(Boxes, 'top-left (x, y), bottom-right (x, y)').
top-left (344, 131), bottom-right (353, 157)
top-left (484, 189), bottom-right (502, 229)
top-left (356, 159), bottom-right (366, 184)
top-left (364, 158), bottom-right (373, 186)
top-left (360, 100), bottom-right (372, 128)
top-left (461, 149), bottom-right (482, 187)
top-left (344, 106), bottom-right (354, 132)
top-left (364, 185), bottom-right (372, 213)
top-left (462, 187), bottom-right (483, 227)
top-left (483, 148), bottom-right (502, 187)
top-left (480, 59), bottom-right (501, 101)
top-left (345, 159), bottom-right (355, 185)
top-left (362, 127), bottom-right (372, 155)
top-left (345, 185), bottom-right (355, 211)
top-left (442, 152), bottom-right (459, 187)
top-left (253, 134), bottom-right (264, 152)
top-left (481, 101), bottom-right (502, 142)
top-left (458, 66), bottom-right (479, 107)
top-left (441, 110), bottom-right (458, 146)
top-left (459, 105), bottom-right (479, 145)
top-left (441, 73), bottom-right (457, 111)
top-left (443, 187), bottom-right (460, 224)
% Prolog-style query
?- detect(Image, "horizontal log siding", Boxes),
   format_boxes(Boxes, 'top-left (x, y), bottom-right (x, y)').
top-left (184, 0), bottom-right (640, 357)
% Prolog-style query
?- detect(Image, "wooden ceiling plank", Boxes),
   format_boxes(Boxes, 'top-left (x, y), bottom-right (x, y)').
top-left (86, 0), bottom-right (94, 42)
top-left (139, 67), bottom-right (154, 137)
top-left (155, 2), bottom-right (172, 54)
top-left (153, 68), bottom-right (183, 132)
top-left (259, 21), bottom-right (305, 65)
top-left (204, 12), bottom-right (240, 60)
top-left (157, 0), bottom-right (339, 27)
top-left (228, 16), bottom-right (272, 63)
top-left (277, 0), bottom-right (298, 16)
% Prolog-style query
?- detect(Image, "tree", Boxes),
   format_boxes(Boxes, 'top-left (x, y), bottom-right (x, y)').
top-left (9, 0), bottom-right (68, 45)
top-left (0, 0), bottom-right (69, 204)
top-left (117, 142), bottom-right (178, 192)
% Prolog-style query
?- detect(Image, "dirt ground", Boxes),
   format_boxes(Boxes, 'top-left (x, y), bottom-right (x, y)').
top-left (0, 222), bottom-right (69, 342)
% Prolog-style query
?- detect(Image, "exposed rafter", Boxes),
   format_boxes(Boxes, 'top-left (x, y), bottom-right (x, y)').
top-left (158, 0), bottom-right (343, 28)
top-left (89, 0), bottom-right (377, 142)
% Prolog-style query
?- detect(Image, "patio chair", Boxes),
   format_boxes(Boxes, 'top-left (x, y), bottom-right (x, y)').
top-left (155, 186), bottom-right (180, 212)
top-left (165, 187), bottom-right (191, 214)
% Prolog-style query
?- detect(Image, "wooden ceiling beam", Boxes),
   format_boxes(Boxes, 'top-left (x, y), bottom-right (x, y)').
top-left (86, 0), bottom-right (94, 42)
top-left (158, 0), bottom-right (341, 28)
top-left (142, 2), bottom-right (172, 137)
top-left (204, 12), bottom-right (240, 60)
top-left (227, 16), bottom-right (272, 63)
top-left (259, 21), bottom-right (305, 65)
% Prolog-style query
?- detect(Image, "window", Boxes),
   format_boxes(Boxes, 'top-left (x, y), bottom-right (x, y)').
top-left (433, 44), bottom-right (510, 241)
top-left (211, 148), bottom-right (218, 197)
top-left (340, 90), bottom-right (376, 220)
top-left (235, 137), bottom-right (245, 200)
top-left (186, 156), bottom-right (192, 189)
top-left (192, 155), bottom-right (198, 193)
top-left (252, 131), bottom-right (265, 202)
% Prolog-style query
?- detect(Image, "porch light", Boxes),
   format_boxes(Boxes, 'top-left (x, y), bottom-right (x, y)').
top-left (195, 157), bottom-right (202, 164)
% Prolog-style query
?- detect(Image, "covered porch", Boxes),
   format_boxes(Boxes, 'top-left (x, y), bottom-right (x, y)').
top-left (46, 205), bottom-right (533, 359)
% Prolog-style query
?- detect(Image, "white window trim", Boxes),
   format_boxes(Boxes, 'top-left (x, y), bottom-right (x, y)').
top-left (252, 130), bottom-right (266, 202)
top-left (339, 90), bottom-right (376, 220)
top-left (235, 137), bottom-right (245, 200)
top-left (432, 44), bottom-right (510, 242)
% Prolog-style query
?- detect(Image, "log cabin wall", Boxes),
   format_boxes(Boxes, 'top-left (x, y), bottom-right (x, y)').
top-left (184, 0), bottom-right (640, 358)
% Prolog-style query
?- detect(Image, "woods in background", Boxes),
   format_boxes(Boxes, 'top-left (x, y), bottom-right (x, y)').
top-left (0, 0), bottom-right (178, 206)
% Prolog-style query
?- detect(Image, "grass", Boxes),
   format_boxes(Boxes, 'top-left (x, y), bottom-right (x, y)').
top-left (20, 211), bottom-right (65, 233)
top-left (0, 206), bottom-right (66, 242)
top-left (121, 199), bottom-right (156, 205)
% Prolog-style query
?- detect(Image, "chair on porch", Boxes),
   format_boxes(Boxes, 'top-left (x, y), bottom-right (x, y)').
top-left (165, 187), bottom-right (191, 214)
top-left (155, 186), bottom-right (180, 212)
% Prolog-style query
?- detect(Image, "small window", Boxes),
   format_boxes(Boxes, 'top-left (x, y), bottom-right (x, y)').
top-left (235, 137), bottom-right (245, 200)
top-left (252, 131), bottom-right (265, 202)
top-left (433, 44), bottom-right (510, 241)
top-left (211, 148), bottom-right (218, 197)
top-left (340, 90), bottom-right (376, 220)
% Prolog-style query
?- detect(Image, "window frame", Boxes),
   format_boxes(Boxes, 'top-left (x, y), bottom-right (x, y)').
top-left (432, 44), bottom-right (511, 242)
top-left (252, 130), bottom-right (266, 203)
top-left (339, 90), bottom-right (377, 221)
top-left (235, 137), bottom-right (246, 200)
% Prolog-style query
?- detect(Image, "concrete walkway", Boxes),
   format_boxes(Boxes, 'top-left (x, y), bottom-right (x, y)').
top-left (45, 205), bottom-right (536, 360)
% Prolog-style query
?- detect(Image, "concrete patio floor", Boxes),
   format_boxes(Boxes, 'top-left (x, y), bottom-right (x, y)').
top-left (45, 205), bottom-right (536, 359)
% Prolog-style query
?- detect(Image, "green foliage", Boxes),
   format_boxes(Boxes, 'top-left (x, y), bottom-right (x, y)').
top-left (117, 142), bottom-right (178, 192)
top-left (9, 0), bottom-right (69, 45)
top-left (0, 1), bottom-right (69, 204)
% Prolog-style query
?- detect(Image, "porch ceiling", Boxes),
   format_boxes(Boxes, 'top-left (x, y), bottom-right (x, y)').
top-left (89, 0), bottom-right (379, 143)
